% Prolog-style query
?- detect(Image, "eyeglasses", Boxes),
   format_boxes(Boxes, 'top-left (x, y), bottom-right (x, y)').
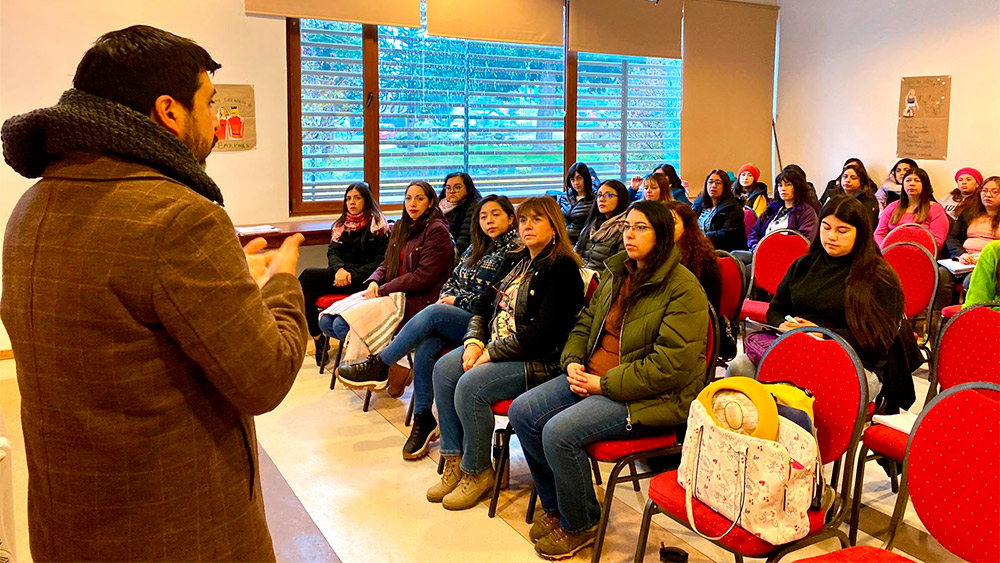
top-left (707, 179), bottom-right (724, 186)
top-left (444, 184), bottom-right (465, 193)
top-left (983, 188), bottom-right (1000, 196)
top-left (597, 192), bottom-right (618, 200)
top-left (623, 223), bottom-right (652, 234)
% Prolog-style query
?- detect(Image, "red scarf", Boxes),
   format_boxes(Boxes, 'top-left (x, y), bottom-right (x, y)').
top-left (331, 212), bottom-right (370, 242)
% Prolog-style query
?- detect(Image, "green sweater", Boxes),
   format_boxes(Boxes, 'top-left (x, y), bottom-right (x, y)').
top-left (965, 239), bottom-right (1000, 308)
top-left (561, 248), bottom-right (709, 427)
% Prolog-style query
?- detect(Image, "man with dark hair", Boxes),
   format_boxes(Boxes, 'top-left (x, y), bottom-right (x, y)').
top-left (0, 25), bottom-right (306, 561)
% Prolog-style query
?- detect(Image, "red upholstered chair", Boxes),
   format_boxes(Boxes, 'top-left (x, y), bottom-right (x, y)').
top-left (848, 301), bottom-right (1000, 544)
top-left (743, 207), bottom-right (757, 238)
top-left (576, 304), bottom-right (719, 563)
top-left (799, 382), bottom-right (1000, 563)
top-left (739, 229), bottom-right (810, 323)
top-left (881, 222), bottom-right (937, 255)
top-left (634, 327), bottom-right (868, 563)
top-left (715, 251), bottom-right (747, 363)
top-left (316, 293), bottom-right (352, 386)
top-left (882, 241), bottom-right (939, 358)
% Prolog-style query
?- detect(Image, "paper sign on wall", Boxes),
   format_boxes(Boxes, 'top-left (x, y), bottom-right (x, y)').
top-left (896, 76), bottom-right (950, 160)
top-left (214, 84), bottom-right (256, 151)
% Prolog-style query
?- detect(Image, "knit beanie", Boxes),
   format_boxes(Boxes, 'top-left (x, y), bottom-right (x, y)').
top-left (738, 163), bottom-right (760, 183)
top-left (954, 167), bottom-right (983, 186)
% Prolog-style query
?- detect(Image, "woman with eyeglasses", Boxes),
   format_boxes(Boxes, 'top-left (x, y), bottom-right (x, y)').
top-left (298, 182), bottom-right (389, 364)
top-left (558, 162), bottom-right (596, 244)
top-left (574, 180), bottom-right (631, 271)
top-left (439, 172), bottom-right (483, 255)
top-left (692, 169), bottom-right (748, 251)
top-left (427, 197), bottom-right (584, 512)
top-left (944, 176), bottom-right (1000, 295)
top-left (508, 201), bottom-right (708, 560)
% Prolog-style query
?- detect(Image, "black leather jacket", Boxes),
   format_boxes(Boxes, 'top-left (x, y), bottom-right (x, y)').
top-left (464, 248), bottom-right (584, 388)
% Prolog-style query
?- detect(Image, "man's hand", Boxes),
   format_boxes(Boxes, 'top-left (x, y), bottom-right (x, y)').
top-left (243, 237), bottom-right (270, 287)
top-left (265, 233), bottom-right (304, 281)
top-left (334, 268), bottom-right (352, 287)
top-left (364, 281), bottom-right (380, 299)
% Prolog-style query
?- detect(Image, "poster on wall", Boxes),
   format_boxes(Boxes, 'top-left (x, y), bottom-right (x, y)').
top-left (214, 84), bottom-right (256, 151)
top-left (896, 75), bottom-right (950, 160)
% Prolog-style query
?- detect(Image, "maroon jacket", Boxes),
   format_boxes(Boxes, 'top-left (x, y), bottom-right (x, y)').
top-left (367, 214), bottom-right (454, 323)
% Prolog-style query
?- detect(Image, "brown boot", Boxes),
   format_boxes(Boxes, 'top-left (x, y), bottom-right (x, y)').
top-left (386, 364), bottom-right (413, 398)
top-left (427, 455), bottom-right (462, 503)
top-left (442, 467), bottom-right (495, 510)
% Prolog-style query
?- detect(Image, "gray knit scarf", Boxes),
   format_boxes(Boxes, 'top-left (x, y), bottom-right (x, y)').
top-left (1, 89), bottom-right (224, 205)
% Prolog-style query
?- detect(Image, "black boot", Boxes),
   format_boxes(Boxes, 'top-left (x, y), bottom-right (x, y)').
top-left (402, 411), bottom-right (439, 460)
top-left (336, 354), bottom-right (389, 391)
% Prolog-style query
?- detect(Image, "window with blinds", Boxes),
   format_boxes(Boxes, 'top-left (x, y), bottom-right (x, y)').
top-left (576, 52), bottom-right (682, 184)
top-left (299, 20), bottom-right (365, 203)
top-left (377, 26), bottom-right (565, 205)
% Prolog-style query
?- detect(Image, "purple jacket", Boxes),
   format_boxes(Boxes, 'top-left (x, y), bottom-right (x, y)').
top-left (368, 215), bottom-right (455, 323)
top-left (748, 201), bottom-right (819, 250)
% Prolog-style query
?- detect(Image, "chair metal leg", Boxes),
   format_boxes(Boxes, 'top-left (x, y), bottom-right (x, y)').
top-left (526, 487), bottom-right (538, 524)
top-left (591, 459), bottom-right (628, 563)
top-left (831, 458), bottom-right (841, 488)
top-left (591, 458), bottom-right (603, 486)
top-left (437, 455), bottom-right (444, 475)
top-left (633, 499), bottom-right (656, 563)
top-left (489, 426), bottom-right (511, 518)
top-left (849, 446), bottom-right (870, 546)
top-left (327, 340), bottom-right (343, 390)
top-left (362, 389), bottom-right (372, 412)
top-left (404, 392), bottom-right (415, 427)
top-left (888, 460), bottom-right (899, 494)
top-left (319, 335), bottom-right (330, 376)
top-left (884, 477), bottom-right (910, 551)
top-left (629, 461), bottom-right (640, 492)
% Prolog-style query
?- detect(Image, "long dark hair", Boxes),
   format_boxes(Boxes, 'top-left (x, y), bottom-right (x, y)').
top-left (334, 181), bottom-right (384, 228)
top-left (384, 180), bottom-right (444, 279)
top-left (515, 197), bottom-right (583, 269)
top-left (465, 195), bottom-right (516, 267)
top-left (582, 179), bottom-right (630, 231)
top-left (694, 169), bottom-right (734, 209)
top-left (773, 168), bottom-right (811, 206)
top-left (949, 169), bottom-right (983, 218)
top-left (654, 163), bottom-right (684, 195)
top-left (963, 176), bottom-right (1000, 232)
top-left (620, 201), bottom-right (676, 313)
top-left (665, 200), bottom-right (717, 279)
top-left (782, 164), bottom-right (821, 213)
top-left (815, 196), bottom-right (901, 354)
top-left (564, 162), bottom-right (594, 200)
top-left (890, 158), bottom-right (918, 185)
top-left (438, 172), bottom-right (482, 204)
top-left (841, 162), bottom-right (873, 197)
top-left (892, 167), bottom-right (934, 224)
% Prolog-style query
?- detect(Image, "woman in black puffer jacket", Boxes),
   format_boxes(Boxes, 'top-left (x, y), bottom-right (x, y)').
top-left (439, 172), bottom-right (482, 255)
top-left (557, 162), bottom-right (595, 244)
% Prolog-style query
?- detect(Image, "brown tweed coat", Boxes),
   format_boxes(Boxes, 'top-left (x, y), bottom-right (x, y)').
top-left (1, 152), bottom-right (307, 562)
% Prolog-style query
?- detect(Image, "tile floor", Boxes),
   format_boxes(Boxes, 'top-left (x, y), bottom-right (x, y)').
top-left (0, 354), bottom-right (949, 562)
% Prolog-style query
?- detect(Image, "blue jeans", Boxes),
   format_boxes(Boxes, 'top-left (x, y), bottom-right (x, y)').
top-left (508, 376), bottom-right (662, 533)
top-left (432, 347), bottom-right (526, 475)
top-left (379, 304), bottom-right (471, 414)
top-left (318, 314), bottom-right (350, 341)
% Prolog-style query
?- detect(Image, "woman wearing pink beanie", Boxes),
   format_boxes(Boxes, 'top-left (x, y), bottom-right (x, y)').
top-left (941, 167), bottom-right (983, 219)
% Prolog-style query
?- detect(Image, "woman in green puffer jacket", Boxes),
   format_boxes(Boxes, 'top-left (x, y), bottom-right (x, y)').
top-left (508, 201), bottom-right (709, 560)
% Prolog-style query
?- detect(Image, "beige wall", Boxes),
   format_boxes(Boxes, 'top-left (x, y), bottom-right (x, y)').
top-left (774, 0), bottom-right (1000, 197)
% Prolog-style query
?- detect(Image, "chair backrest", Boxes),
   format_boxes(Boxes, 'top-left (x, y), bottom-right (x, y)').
top-left (742, 207), bottom-right (757, 238)
top-left (882, 222), bottom-right (937, 255)
top-left (931, 302), bottom-right (1000, 394)
top-left (750, 229), bottom-right (810, 295)
top-left (903, 382), bottom-right (1000, 563)
top-left (715, 250), bottom-right (746, 323)
top-left (756, 327), bottom-right (867, 466)
top-left (882, 241), bottom-right (938, 320)
top-left (704, 304), bottom-right (719, 383)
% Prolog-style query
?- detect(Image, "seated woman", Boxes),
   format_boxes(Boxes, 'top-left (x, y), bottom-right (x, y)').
top-left (736, 163), bottom-right (769, 218)
top-left (730, 196), bottom-right (905, 397)
top-left (734, 167), bottom-right (819, 267)
top-left (875, 158), bottom-right (917, 212)
top-left (337, 196), bottom-right (520, 459)
top-left (427, 197), bottom-right (584, 511)
top-left (874, 167), bottom-right (949, 250)
top-left (664, 200), bottom-right (722, 314)
top-left (574, 180), bottom-right (630, 271)
top-left (654, 163), bottom-right (690, 205)
top-left (439, 172), bottom-right (482, 255)
top-left (319, 181), bottom-right (454, 384)
top-left (507, 201), bottom-right (709, 560)
top-left (821, 157), bottom-right (878, 205)
top-left (823, 162), bottom-right (880, 229)
top-left (692, 169), bottom-right (748, 251)
top-left (964, 240), bottom-right (1000, 308)
top-left (298, 182), bottom-right (389, 362)
top-left (945, 176), bottom-right (1000, 290)
top-left (557, 162), bottom-right (595, 244)
top-left (640, 172), bottom-right (674, 204)
top-left (939, 167), bottom-right (983, 220)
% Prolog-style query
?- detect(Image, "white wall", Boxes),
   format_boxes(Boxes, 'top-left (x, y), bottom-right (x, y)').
top-left (0, 0), bottom-right (333, 349)
top-left (774, 0), bottom-right (1000, 195)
